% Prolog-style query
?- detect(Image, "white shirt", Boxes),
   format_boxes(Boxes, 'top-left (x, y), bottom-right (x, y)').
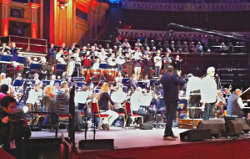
top-left (67, 60), bottom-right (75, 76)
top-left (92, 63), bottom-right (99, 69)
top-left (200, 75), bottom-right (217, 103)
top-left (237, 97), bottom-right (245, 109)
top-left (133, 51), bottom-right (142, 60)
top-left (116, 56), bottom-right (125, 65)
top-left (154, 56), bottom-right (162, 67)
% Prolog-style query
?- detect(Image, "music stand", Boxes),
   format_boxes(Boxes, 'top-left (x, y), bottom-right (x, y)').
top-left (99, 63), bottom-right (109, 69)
top-left (137, 81), bottom-right (147, 89)
top-left (30, 63), bottom-right (42, 70)
top-left (56, 64), bottom-right (67, 71)
top-left (17, 56), bottom-right (26, 64)
top-left (54, 80), bottom-right (62, 86)
top-left (76, 82), bottom-right (85, 87)
top-left (13, 79), bottom-right (24, 87)
top-left (73, 77), bottom-right (85, 82)
top-left (150, 78), bottom-right (159, 86)
top-left (1, 55), bottom-right (13, 61)
top-left (25, 79), bottom-right (35, 88)
top-left (241, 87), bottom-right (250, 100)
top-left (122, 78), bottom-right (130, 85)
top-left (42, 80), bottom-right (51, 86)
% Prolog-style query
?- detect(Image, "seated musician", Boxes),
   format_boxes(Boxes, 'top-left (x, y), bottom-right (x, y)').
top-left (130, 87), bottom-right (151, 125)
top-left (111, 86), bottom-right (127, 114)
top-left (0, 73), bottom-right (8, 85)
top-left (227, 89), bottom-right (246, 118)
top-left (44, 84), bottom-right (56, 110)
top-left (97, 83), bottom-right (119, 130)
top-left (75, 86), bottom-right (92, 121)
top-left (0, 84), bottom-right (8, 103)
top-left (46, 81), bottom-right (84, 131)
top-left (155, 89), bottom-right (166, 121)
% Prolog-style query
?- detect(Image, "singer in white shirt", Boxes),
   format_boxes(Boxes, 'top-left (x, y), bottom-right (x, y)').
top-left (200, 67), bottom-right (218, 120)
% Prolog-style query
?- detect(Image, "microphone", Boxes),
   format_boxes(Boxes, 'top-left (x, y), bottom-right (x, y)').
top-left (215, 74), bottom-right (220, 78)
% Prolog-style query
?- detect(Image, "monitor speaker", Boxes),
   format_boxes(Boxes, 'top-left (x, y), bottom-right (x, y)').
top-left (225, 119), bottom-right (243, 136)
top-left (225, 118), bottom-right (250, 136)
top-left (235, 118), bottom-right (250, 133)
top-left (79, 139), bottom-right (114, 150)
top-left (197, 119), bottom-right (225, 137)
top-left (180, 129), bottom-right (211, 142)
top-left (22, 138), bottom-right (63, 159)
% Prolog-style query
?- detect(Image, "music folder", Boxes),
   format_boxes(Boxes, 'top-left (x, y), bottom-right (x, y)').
top-left (30, 63), bottom-right (42, 70)
top-left (17, 56), bottom-right (26, 64)
top-left (54, 80), bottom-right (62, 86)
top-left (99, 63), bottom-right (109, 69)
top-left (56, 64), bottom-right (67, 71)
top-left (137, 81), bottom-right (147, 89)
top-left (76, 82), bottom-right (85, 87)
top-left (122, 78), bottom-right (130, 85)
top-left (42, 80), bottom-right (51, 86)
top-left (13, 79), bottom-right (24, 87)
top-left (1, 55), bottom-right (13, 61)
top-left (73, 77), bottom-right (85, 82)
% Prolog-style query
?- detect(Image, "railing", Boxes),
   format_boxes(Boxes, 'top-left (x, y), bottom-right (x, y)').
top-left (121, 0), bottom-right (250, 11)
top-left (8, 35), bottom-right (48, 53)
top-left (117, 28), bottom-right (250, 39)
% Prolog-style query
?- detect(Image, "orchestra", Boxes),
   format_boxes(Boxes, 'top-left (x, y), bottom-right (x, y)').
top-left (0, 40), bottom-right (249, 133)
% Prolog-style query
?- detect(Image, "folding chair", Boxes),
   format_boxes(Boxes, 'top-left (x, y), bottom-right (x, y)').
top-left (90, 102), bottom-right (109, 130)
top-left (124, 101), bottom-right (143, 127)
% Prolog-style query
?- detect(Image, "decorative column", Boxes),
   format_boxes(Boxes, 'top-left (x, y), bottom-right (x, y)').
top-left (0, 0), bottom-right (11, 37)
top-left (29, 3), bottom-right (40, 39)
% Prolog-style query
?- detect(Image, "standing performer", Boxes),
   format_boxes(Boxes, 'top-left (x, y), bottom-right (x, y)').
top-left (160, 66), bottom-right (185, 140)
top-left (200, 67), bottom-right (218, 120)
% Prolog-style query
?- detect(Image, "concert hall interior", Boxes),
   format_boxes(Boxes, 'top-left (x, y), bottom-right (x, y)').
top-left (0, 0), bottom-right (250, 159)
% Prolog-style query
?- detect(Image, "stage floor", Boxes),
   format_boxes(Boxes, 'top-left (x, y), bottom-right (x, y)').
top-left (31, 126), bottom-right (250, 149)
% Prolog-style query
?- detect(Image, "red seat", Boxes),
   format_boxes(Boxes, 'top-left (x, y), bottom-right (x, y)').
top-left (90, 102), bottom-right (109, 129)
top-left (95, 114), bottom-right (109, 117)
top-left (124, 101), bottom-right (143, 127)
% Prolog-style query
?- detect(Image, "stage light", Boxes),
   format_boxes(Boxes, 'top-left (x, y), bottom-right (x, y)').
top-left (23, 105), bottom-right (29, 113)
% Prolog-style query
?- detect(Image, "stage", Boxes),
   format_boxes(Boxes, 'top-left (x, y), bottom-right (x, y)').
top-left (30, 127), bottom-right (250, 159)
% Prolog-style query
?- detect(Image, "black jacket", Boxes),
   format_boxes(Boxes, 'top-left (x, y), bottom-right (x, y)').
top-left (160, 72), bottom-right (185, 102)
top-left (98, 92), bottom-right (114, 111)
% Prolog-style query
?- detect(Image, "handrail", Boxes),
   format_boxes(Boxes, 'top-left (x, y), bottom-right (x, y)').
top-left (8, 35), bottom-right (48, 53)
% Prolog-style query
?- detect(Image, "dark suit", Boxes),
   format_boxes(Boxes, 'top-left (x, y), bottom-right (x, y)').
top-left (160, 72), bottom-right (185, 137)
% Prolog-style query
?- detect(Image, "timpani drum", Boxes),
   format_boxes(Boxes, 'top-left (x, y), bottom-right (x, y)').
top-left (92, 69), bottom-right (101, 81)
top-left (81, 69), bottom-right (88, 78)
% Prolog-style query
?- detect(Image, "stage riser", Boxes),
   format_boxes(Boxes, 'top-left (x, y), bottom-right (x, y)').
top-left (178, 119), bottom-right (201, 129)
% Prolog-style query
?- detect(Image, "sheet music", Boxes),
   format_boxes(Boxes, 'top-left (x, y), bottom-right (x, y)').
top-left (140, 94), bottom-right (152, 107)
top-left (26, 90), bottom-right (41, 105)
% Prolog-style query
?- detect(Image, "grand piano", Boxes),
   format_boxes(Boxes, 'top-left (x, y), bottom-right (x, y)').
top-left (241, 87), bottom-right (250, 115)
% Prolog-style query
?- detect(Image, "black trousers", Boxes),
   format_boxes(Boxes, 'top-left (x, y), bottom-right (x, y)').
top-left (164, 100), bottom-right (178, 137)
top-left (203, 102), bottom-right (215, 120)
